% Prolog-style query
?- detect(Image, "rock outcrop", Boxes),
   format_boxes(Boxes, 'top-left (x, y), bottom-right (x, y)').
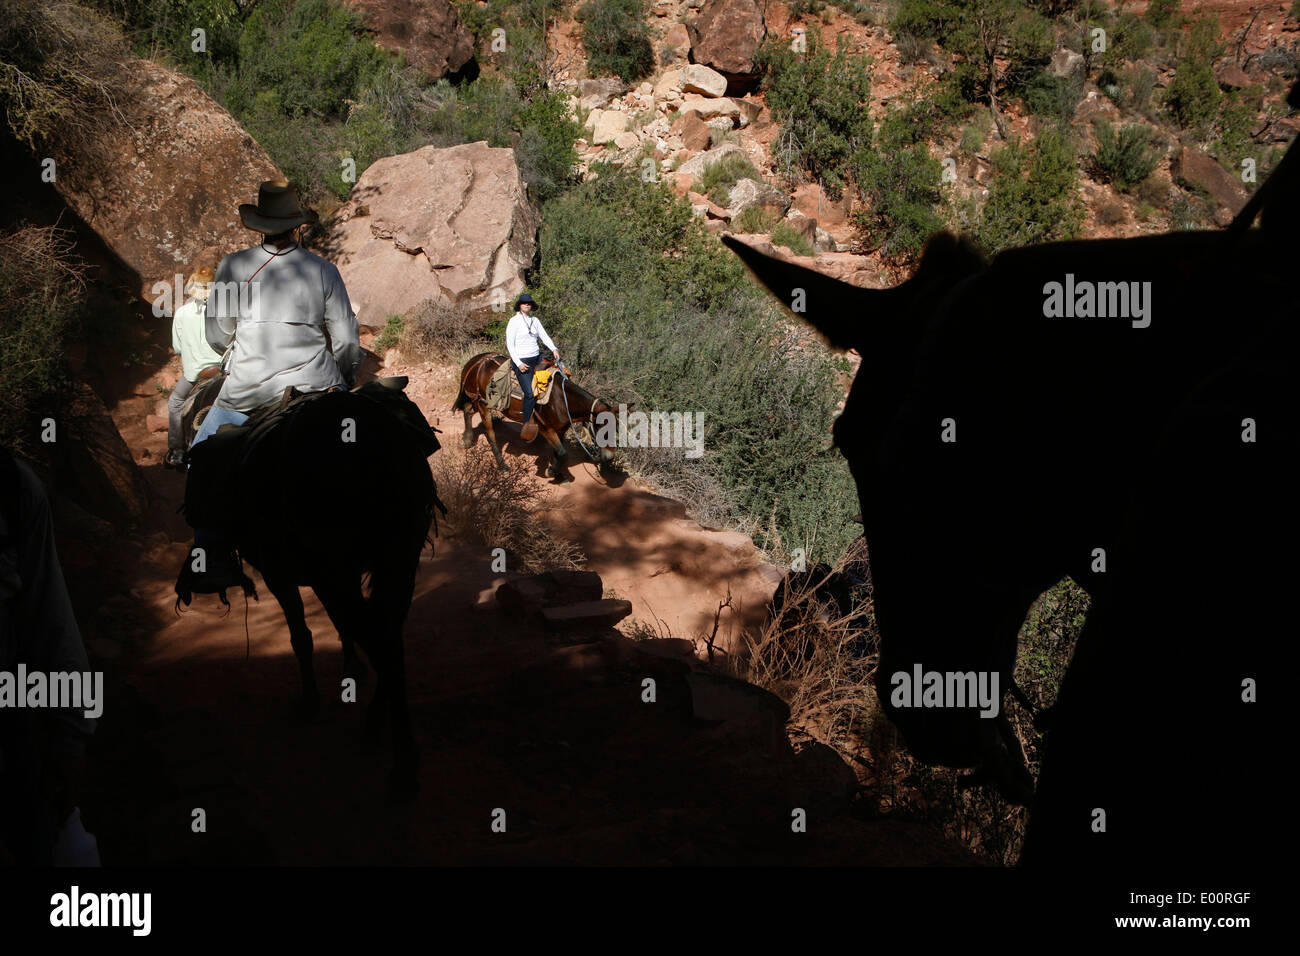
top-left (687, 0), bottom-right (767, 95)
top-left (1172, 146), bottom-right (1249, 222)
top-left (50, 381), bottom-right (150, 528)
top-left (48, 59), bottom-right (281, 298)
top-left (324, 142), bottom-right (539, 327)
top-left (343, 0), bottom-right (475, 81)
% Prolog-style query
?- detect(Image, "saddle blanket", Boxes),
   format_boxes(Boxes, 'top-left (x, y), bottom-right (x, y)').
top-left (486, 357), bottom-right (556, 412)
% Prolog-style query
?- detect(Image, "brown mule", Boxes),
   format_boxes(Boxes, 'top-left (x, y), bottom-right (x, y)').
top-left (452, 353), bottom-right (616, 482)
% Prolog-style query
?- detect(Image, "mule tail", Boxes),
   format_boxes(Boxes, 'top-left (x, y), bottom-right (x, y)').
top-left (451, 383), bottom-right (470, 413)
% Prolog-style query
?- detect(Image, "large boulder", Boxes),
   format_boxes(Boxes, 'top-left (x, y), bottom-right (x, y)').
top-left (342, 0), bottom-right (475, 80)
top-left (324, 142), bottom-right (539, 327)
top-left (586, 108), bottom-right (630, 145)
top-left (676, 95), bottom-right (742, 121)
top-left (688, 0), bottom-right (766, 95)
top-left (48, 59), bottom-right (281, 298)
top-left (50, 382), bottom-right (149, 528)
top-left (675, 111), bottom-right (713, 151)
top-left (1172, 146), bottom-right (1249, 216)
top-left (676, 141), bottom-right (749, 178)
top-left (681, 64), bottom-right (728, 97)
top-left (728, 178), bottom-right (790, 217)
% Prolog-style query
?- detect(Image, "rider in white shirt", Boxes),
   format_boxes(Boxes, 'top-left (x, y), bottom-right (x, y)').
top-left (504, 293), bottom-right (559, 441)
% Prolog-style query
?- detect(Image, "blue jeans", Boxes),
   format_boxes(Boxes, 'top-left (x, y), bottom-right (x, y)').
top-left (191, 404), bottom-right (250, 448)
top-left (167, 377), bottom-right (193, 451)
top-left (513, 353), bottom-right (546, 423)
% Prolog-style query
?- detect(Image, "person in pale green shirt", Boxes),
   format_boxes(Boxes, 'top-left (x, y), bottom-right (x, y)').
top-left (166, 266), bottom-right (223, 467)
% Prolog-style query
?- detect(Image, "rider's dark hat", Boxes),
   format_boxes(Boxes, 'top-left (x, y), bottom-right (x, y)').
top-left (515, 292), bottom-right (536, 309)
top-left (239, 179), bottom-right (319, 234)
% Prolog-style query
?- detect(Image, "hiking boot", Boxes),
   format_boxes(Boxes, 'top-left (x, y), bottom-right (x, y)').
top-left (164, 449), bottom-right (187, 470)
top-left (520, 420), bottom-right (539, 441)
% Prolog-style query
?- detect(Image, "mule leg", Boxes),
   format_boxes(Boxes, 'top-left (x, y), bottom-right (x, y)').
top-left (540, 425), bottom-right (573, 483)
top-left (368, 556), bottom-right (420, 802)
top-left (478, 401), bottom-right (509, 470)
top-left (317, 578), bottom-right (369, 688)
top-left (264, 572), bottom-right (320, 719)
top-left (460, 405), bottom-right (476, 449)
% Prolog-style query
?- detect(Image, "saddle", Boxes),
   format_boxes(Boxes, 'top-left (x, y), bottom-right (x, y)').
top-left (183, 377), bottom-right (442, 533)
top-left (485, 356), bottom-right (557, 413)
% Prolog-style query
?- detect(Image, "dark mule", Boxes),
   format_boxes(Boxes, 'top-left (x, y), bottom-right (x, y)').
top-left (724, 196), bottom-right (1287, 865)
top-left (178, 380), bottom-right (444, 801)
top-left (452, 352), bottom-right (615, 482)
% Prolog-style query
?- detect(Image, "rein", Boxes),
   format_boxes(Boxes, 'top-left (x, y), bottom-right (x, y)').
top-left (557, 369), bottom-right (602, 463)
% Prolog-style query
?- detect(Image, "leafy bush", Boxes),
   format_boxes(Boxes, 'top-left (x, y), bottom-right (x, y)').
top-left (535, 167), bottom-right (860, 564)
top-left (374, 315), bottom-right (404, 354)
top-left (577, 0), bottom-right (654, 82)
top-left (732, 205), bottom-right (782, 233)
top-left (1090, 121), bottom-right (1159, 192)
top-left (398, 299), bottom-right (490, 362)
top-left (975, 127), bottom-right (1084, 253)
top-left (1163, 11), bottom-right (1222, 132)
top-left (891, 0), bottom-right (957, 40)
top-left (0, 0), bottom-right (126, 147)
top-left (852, 106), bottom-right (945, 260)
top-left (694, 152), bottom-right (762, 202)
top-left (1095, 200), bottom-right (1127, 226)
top-left (1145, 0), bottom-right (1181, 29)
top-left (755, 30), bottom-right (873, 196)
top-left (770, 221), bottom-right (814, 256)
top-left (1022, 68), bottom-right (1084, 127)
top-left (224, 0), bottom-right (388, 119)
top-left (432, 446), bottom-right (585, 573)
top-left (0, 226), bottom-right (86, 451)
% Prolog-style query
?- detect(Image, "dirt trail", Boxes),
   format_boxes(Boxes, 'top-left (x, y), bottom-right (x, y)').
top-left (77, 355), bottom-right (971, 865)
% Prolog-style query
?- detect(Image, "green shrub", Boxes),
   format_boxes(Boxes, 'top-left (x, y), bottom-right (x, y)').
top-left (374, 315), bottom-right (404, 354)
top-left (535, 167), bottom-right (860, 564)
top-left (225, 0), bottom-right (388, 119)
top-left (852, 106), bottom-right (945, 260)
top-left (891, 0), bottom-right (956, 40)
top-left (1022, 68), bottom-right (1084, 127)
top-left (577, 0), bottom-right (654, 82)
top-left (770, 221), bottom-right (815, 256)
top-left (1090, 121), bottom-right (1159, 192)
top-left (1163, 11), bottom-right (1223, 132)
top-left (694, 152), bottom-right (762, 200)
top-left (1145, 0), bottom-right (1181, 29)
top-left (732, 205), bottom-right (782, 233)
top-left (0, 0), bottom-right (127, 147)
top-left (0, 226), bottom-right (86, 451)
top-left (399, 299), bottom-right (489, 362)
top-left (975, 126), bottom-right (1084, 254)
top-left (1211, 89), bottom-right (1261, 174)
top-left (755, 30), bottom-right (873, 196)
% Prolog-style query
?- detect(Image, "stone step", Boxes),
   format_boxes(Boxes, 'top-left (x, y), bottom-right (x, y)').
top-left (542, 599), bottom-right (633, 630)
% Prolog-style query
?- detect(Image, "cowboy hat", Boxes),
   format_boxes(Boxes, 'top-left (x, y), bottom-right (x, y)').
top-left (238, 179), bottom-right (318, 234)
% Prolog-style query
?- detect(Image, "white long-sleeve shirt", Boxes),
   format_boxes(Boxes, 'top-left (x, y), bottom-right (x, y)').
top-left (505, 310), bottom-right (557, 365)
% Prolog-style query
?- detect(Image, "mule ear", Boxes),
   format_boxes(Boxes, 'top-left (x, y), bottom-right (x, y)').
top-left (722, 235), bottom-right (890, 351)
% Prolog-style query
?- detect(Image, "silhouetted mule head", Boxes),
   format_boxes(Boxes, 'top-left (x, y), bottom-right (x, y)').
top-left (723, 233), bottom-right (1045, 781)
